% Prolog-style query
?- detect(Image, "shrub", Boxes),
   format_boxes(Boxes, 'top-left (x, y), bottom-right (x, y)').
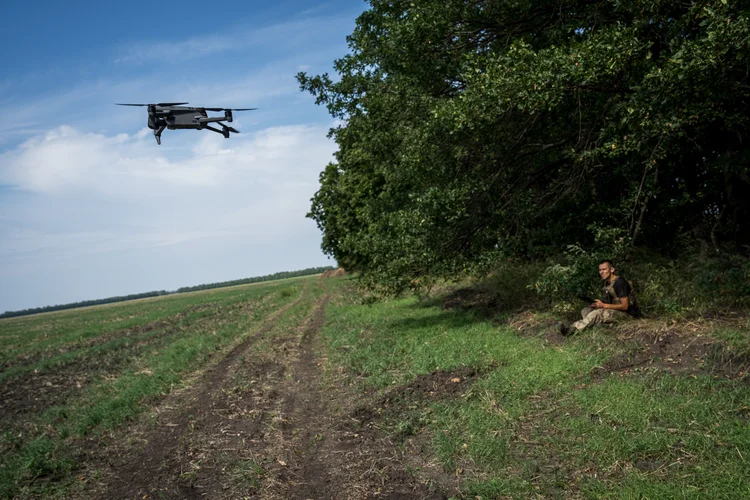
top-left (529, 225), bottom-right (750, 316)
top-left (531, 226), bottom-right (631, 311)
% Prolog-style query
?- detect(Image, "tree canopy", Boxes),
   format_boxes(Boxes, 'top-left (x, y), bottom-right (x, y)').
top-left (299, 0), bottom-right (750, 293)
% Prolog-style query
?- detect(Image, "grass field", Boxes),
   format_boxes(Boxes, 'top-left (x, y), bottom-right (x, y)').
top-left (2, 275), bottom-right (749, 498)
top-left (0, 278), bottom-right (312, 498)
top-left (321, 290), bottom-right (750, 498)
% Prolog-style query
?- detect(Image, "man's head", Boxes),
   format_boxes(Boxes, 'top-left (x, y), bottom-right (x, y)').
top-left (598, 259), bottom-right (615, 280)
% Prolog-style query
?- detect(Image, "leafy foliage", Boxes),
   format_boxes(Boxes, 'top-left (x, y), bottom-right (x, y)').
top-left (300, 0), bottom-right (750, 293)
top-left (532, 226), bottom-right (631, 308)
top-left (532, 244), bottom-right (750, 315)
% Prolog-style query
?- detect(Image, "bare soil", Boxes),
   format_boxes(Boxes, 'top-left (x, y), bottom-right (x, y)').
top-left (501, 307), bottom-right (750, 381)
top-left (320, 268), bottom-right (347, 278)
top-left (71, 290), bottom-right (453, 499)
top-left (594, 323), bottom-right (750, 381)
top-left (0, 300), bottom-right (260, 432)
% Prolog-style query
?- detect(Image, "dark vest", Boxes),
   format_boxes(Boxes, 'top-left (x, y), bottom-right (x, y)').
top-left (602, 277), bottom-right (639, 316)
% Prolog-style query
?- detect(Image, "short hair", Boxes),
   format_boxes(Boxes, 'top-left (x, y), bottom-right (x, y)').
top-left (598, 259), bottom-right (614, 268)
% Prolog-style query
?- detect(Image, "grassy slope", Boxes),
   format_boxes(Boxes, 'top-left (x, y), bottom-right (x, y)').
top-left (320, 278), bottom-right (750, 498)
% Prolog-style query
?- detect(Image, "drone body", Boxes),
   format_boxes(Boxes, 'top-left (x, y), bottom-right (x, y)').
top-left (116, 102), bottom-right (257, 144)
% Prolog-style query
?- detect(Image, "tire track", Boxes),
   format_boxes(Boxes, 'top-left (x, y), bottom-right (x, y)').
top-left (80, 281), bottom-right (446, 499)
top-left (256, 295), bottom-right (446, 499)
top-left (93, 286), bottom-right (310, 500)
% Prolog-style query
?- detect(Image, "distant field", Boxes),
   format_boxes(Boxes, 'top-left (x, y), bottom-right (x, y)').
top-left (2, 275), bottom-right (750, 499)
top-left (0, 268), bottom-right (332, 319)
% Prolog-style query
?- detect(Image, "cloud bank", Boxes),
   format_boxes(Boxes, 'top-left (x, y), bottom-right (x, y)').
top-left (0, 123), bottom-right (337, 310)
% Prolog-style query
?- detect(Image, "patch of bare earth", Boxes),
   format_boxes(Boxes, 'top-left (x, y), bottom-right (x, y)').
top-left (504, 310), bottom-right (750, 381)
top-left (70, 290), bottom-right (306, 499)
top-left (507, 310), bottom-right (567, 345)
top-left (320, 267), bottom-right (347, 278)
top-left (237, 297), bottom-right (451, 499)
top-left (0, 300), bottom-right (261, 435)
top-left (592, 318), bottom-right (750, 381)
top-left (75, 286), bottom-right (458, 499)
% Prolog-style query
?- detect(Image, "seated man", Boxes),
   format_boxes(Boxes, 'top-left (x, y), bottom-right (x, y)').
top-left (561, 260), bottom-right (640, 335)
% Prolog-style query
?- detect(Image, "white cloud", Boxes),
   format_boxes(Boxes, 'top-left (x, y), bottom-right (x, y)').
top-left (114, 36), bottom-right (236, 65)
top-left (113, 15), bottom-right (353, 66)
top-left (0, 123), bottom-right (336, 262)
top-left (1, 123), bottom-right (333, 194)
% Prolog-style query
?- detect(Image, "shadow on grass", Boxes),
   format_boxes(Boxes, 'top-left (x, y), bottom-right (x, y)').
top-left (411, 285), bottom-right (545, 322)
top-left (384, 308), bottom-right (484, 332)
top-left (386, 289), bottom-right (548, 336)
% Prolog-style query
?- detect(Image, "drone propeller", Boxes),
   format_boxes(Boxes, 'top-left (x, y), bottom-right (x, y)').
top-left (115, 102), bottom-right (189, 107)
top-left (202, 107), bottom-right (257, 112)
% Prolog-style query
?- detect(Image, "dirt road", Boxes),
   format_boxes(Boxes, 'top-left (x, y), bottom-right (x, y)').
top-left (80, 290), bottom-right (447, 499)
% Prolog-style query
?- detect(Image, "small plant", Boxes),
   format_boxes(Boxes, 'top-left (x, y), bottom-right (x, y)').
top-left (230, 459), bottom-right (264, 491)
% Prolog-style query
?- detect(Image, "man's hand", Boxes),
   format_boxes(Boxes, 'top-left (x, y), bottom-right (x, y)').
top-left (593, 297), bottom-right (629, 311)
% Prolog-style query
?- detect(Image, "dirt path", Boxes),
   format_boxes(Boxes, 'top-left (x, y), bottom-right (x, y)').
top-left (256, 297), bottom-right (447, 499)
top-left (86, 289), bottom-right (307, 499)
top-left (81, 288), bottom-right (447, 499)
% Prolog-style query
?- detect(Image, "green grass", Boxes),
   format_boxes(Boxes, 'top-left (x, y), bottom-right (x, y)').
top-left (4, 273), bottom-right (749, 498)
top-left (230, 458), bottom-right (265, 491)
top-left (0, 278), bottom-right (315, 498)
top-left (0, 283), bottom-right (279, 367)
top-left (319, 287), bottom-right (750, 498)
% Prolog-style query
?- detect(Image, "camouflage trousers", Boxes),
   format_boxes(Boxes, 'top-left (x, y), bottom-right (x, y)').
top-left (572, 307), bottom-right (630, 332)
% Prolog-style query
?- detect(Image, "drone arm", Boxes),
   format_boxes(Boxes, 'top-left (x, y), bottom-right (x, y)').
top-left (196, 116), bottom-right (232, 126)
top-left (196, 109), bottom-right (235, 124)
top-left (203, 125), bottom-right (230, 138)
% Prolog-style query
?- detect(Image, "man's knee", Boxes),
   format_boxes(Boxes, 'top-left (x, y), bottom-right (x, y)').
top-left (597, 309), bottom-right (628, 324)
top-left (588, 309), bottom-right (608, 321)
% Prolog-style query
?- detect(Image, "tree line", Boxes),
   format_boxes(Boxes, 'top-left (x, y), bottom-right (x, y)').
top-left (0, 266), bottom-right (334, 319)
top-left (299, 0), bottom-right (750, 293)
top-left (174, 266), bottom-right (334, 293)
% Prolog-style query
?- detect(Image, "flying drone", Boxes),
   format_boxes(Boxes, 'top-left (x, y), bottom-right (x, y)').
top-left (116, 102), bottom-right (257, 145)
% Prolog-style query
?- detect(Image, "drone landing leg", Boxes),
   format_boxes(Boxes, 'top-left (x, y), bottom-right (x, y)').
top-left (154, 125), bottom-right (166, 145)
top-left (204, 125), bottom-right (230, 138)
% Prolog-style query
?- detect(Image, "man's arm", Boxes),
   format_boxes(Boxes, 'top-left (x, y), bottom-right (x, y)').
top-left (592, 297), bottom-right (629, 311)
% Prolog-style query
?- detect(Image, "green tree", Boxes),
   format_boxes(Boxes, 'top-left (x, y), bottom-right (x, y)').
top-left (300, 0), bottom-right (750, 293)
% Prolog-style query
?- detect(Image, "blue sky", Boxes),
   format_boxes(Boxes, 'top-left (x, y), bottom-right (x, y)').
top-left (0, 0), bottom-right (364, 312)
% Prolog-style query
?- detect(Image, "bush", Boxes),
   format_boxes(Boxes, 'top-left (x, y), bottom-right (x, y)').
top-left (531, 227), bottom-right (750, 316)
top-left (531, 226), bottom-right (631, 313)
top-left (690, 253), bottom-right (750, 308)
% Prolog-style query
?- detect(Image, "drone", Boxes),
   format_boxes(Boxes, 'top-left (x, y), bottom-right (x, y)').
top-left (116, 102), bottom-right (256, 145)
